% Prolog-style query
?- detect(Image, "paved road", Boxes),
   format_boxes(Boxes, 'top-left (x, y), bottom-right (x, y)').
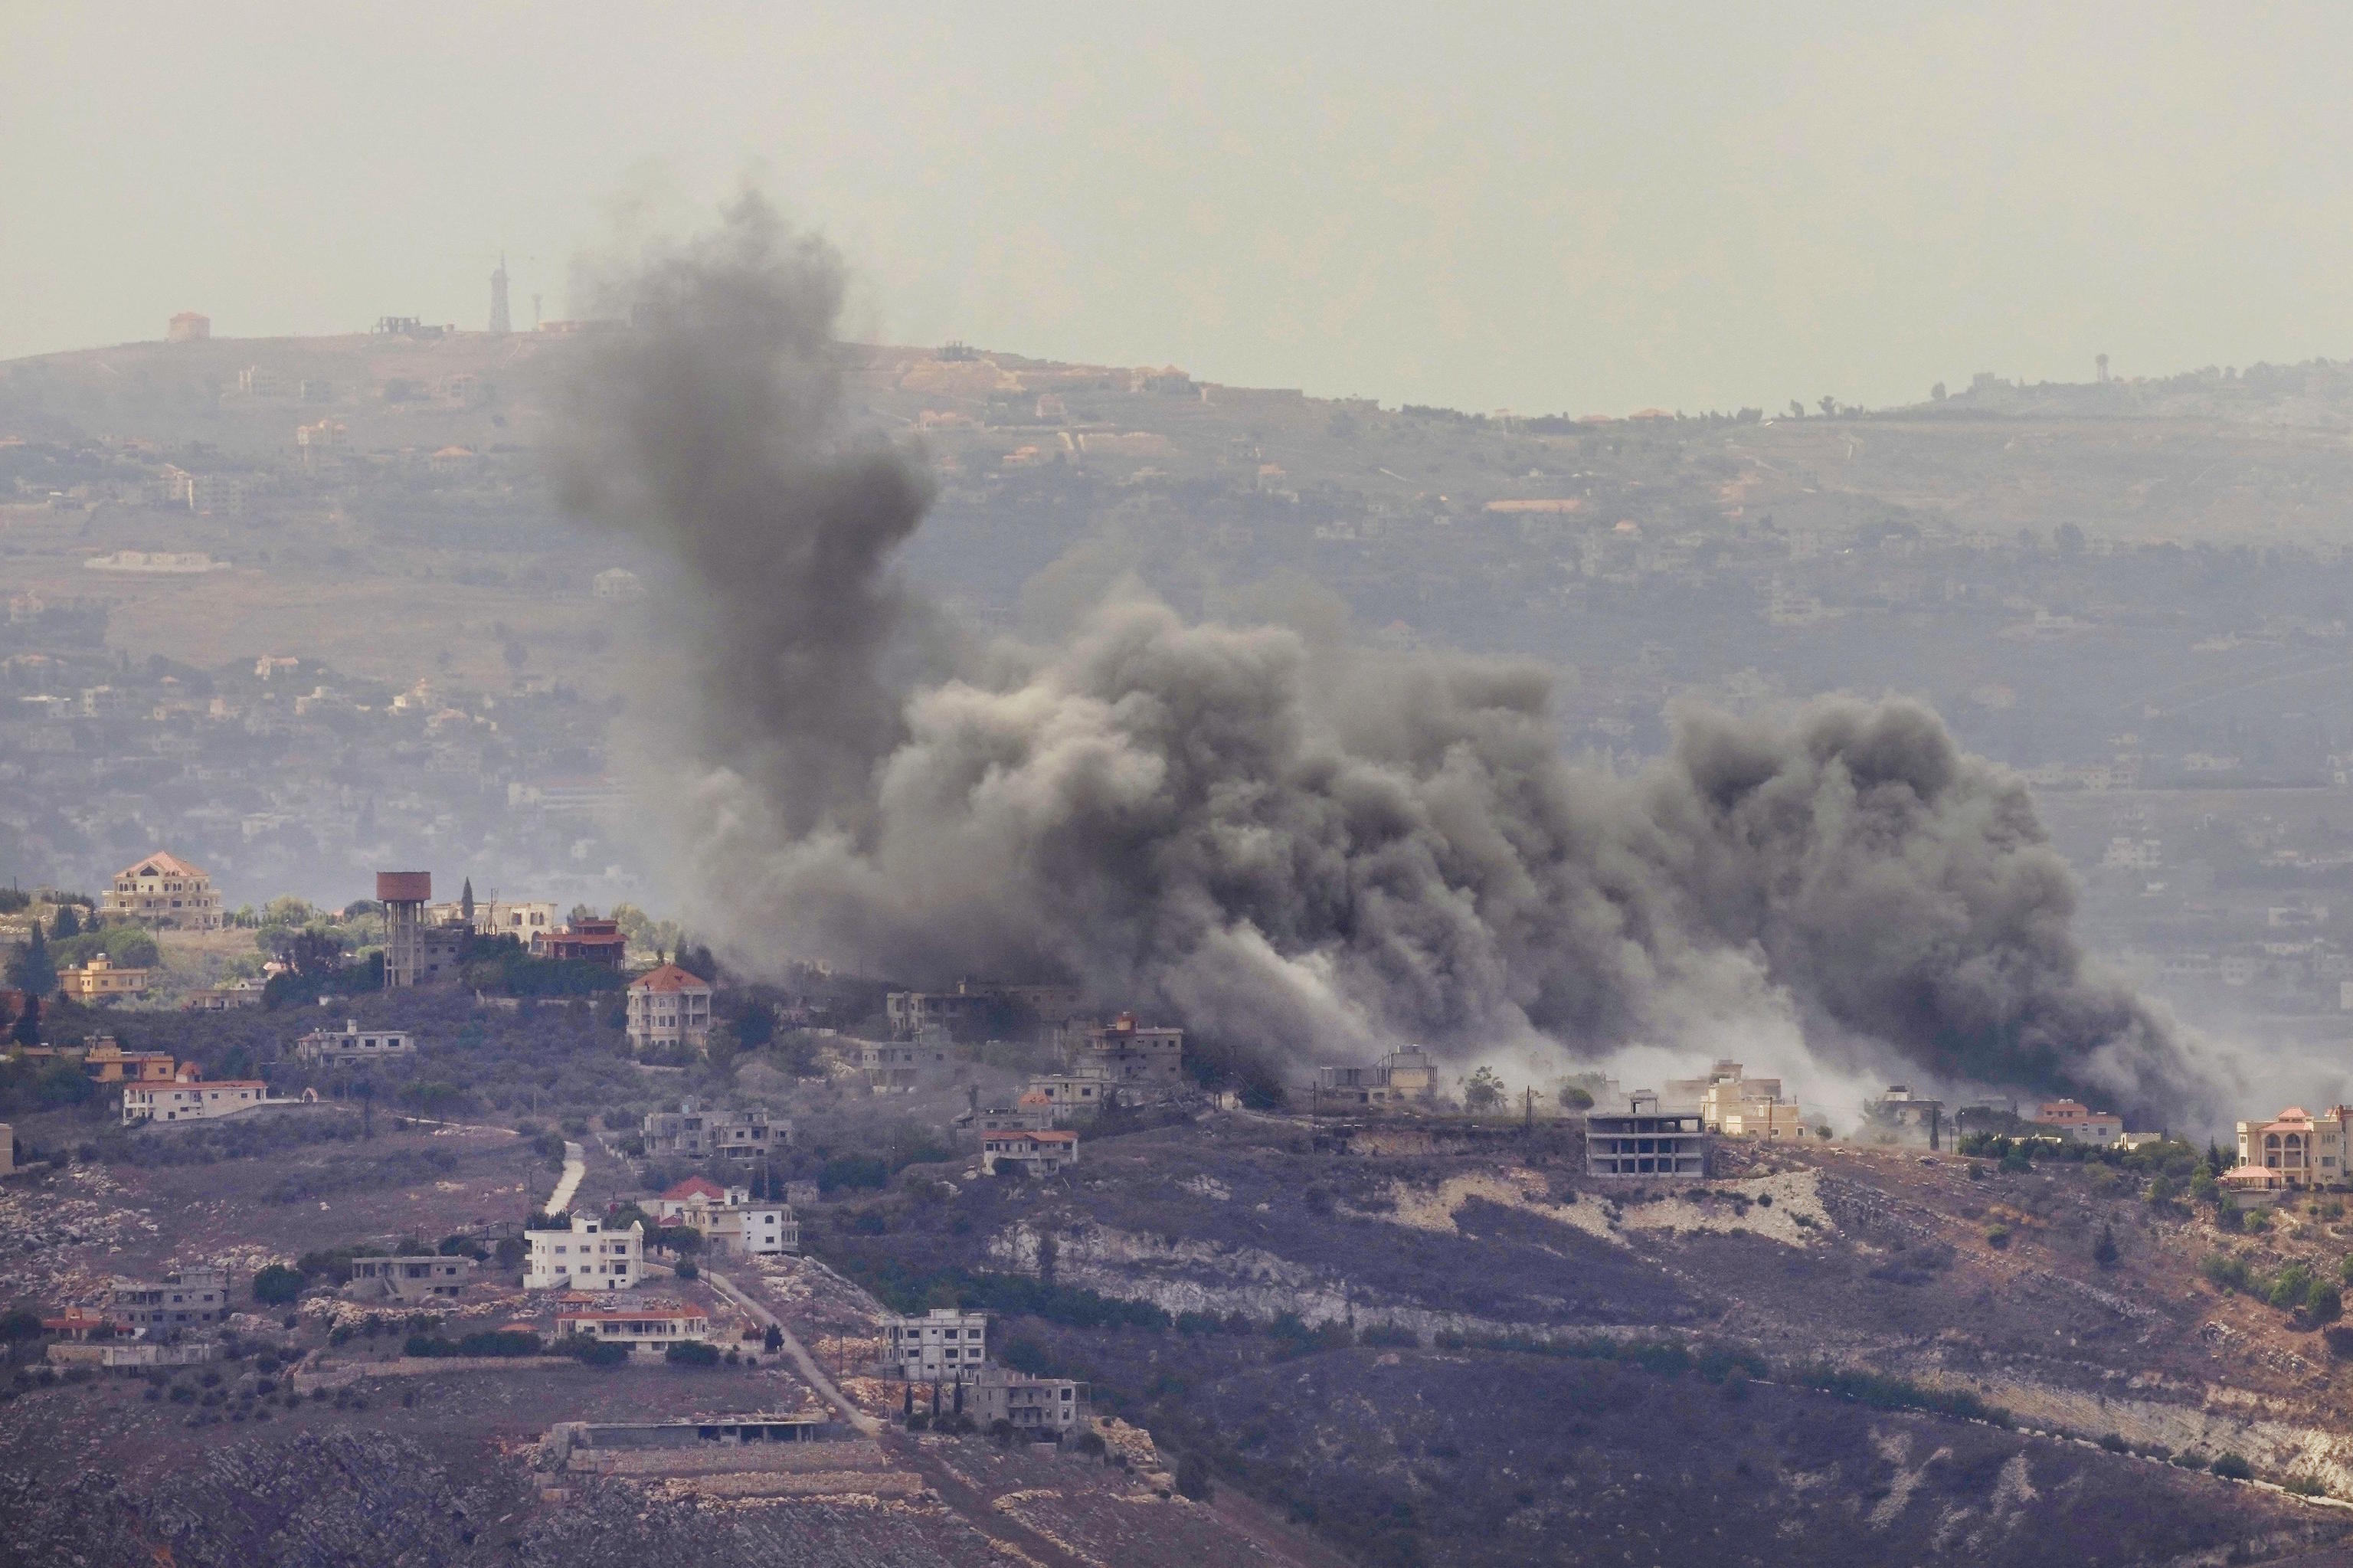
top-left (702, 1266), bottom-right (882, 1435)
top-left (545, 1140), bottom-right (585, 1213)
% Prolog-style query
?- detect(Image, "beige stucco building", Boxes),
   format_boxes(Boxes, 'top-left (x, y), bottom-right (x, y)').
top-left (626, 964), bottom-right (713, 1053)
top-left (100, 852), bottom-right (222, 930)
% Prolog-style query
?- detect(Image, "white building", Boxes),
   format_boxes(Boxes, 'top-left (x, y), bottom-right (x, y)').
top-left (884, 1307), bottom-right (990, 1381)
top-left (525, 1213), bottom-right (644, 1291)
top-left (293, 1020), bottom-right (416, 1067)
top-left (627, 964), bottom-right (714, 1053)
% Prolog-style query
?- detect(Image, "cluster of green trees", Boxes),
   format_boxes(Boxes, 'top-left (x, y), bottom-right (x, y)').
top-left (2199, 1250), bottom-right (2347, 1321)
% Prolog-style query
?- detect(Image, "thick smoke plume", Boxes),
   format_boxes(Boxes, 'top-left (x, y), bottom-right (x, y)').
top-left (561, 200), bottom-right (2220, 1125)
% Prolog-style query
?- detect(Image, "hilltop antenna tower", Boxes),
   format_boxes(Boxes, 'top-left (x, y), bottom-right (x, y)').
top-left (489, 254), bottom-right (511, 336)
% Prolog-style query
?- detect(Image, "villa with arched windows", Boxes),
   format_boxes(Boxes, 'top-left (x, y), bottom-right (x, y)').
top-left (2227, 1106), bottom-right (2353, 1196)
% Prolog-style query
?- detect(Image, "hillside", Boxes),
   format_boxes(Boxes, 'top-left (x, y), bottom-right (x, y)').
top-left (13, 1026), bottom-right (2353, 1568)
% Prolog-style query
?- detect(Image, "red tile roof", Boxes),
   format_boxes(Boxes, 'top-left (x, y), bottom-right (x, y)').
top-left (661, 1177), bottom-right (726, 1202)
top-left (630, 963), bottom-right (711, 994)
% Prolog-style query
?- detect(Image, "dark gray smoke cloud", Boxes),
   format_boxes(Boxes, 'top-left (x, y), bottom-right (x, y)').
top-left (561, 198), bottom-right (2220, 1126)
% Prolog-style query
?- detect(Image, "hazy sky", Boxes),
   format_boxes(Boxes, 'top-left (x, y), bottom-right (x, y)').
top-left (6, 4), bottom-right (2351, 414)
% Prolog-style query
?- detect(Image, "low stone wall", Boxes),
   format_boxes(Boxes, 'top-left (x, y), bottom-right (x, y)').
top-left (571, 1439), bottom-right (888, 1477)
top-left (293, 1355), bottom-right (576, 1391)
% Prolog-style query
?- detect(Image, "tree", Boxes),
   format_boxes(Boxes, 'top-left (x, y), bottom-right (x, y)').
top-left (8, 925), bottom-right (55, 999)
top-left (2093, 1223), bottom-right (2119, 1270)
top-left (1463, 1066), bottom-right (1506, 1115)
top-left (1818, 395), bottom-right (1838, 417)
top-left (764, 1323), bottom-right (783, 1354)
top-left (253, 1264), bottom-right (305, 1305)
top-left (1930, 381), bottom-right (1947, 401)
top-left (460, 879), bottom-right (474, 923)
top-left (51, 903), bottom-right (80, 940)
top-left (10, 993), bottom-right (38, 1046)
top-left (1174, 1453), bottom-right (1214, 1501)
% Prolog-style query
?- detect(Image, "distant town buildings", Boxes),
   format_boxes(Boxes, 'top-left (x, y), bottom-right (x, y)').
top-left (860, 1038), bottom-right (953, 1093)
top-left (121, 1067), bottom-right (275, 1126)
top-left (639, 1099), bottom-right (787, 1160)
top-left (165, 312), bottom-right (210, 342)
top-left (967, 1366), bottom-right (1091, 1435)
top-left (427, 895), bottom-right (558, 940)
top-left (650, 1177), bottom-right (798, 1256)
top-left (2034, 1099), bottom-right (2125, 1144)
top-left (555, 1301), bottom-right (710, 1357)
top-left (81, 1038), bottom-right (177, 1083)
top-left (1864, 1085), bottom-right (1946, 1149)
top-left (627, 964), bottom-right (713, 1053)
top-left (532, 915), bottom-right (627, 968)
top-left (293, 1020), bottom-right (416, 1068)
top-left (60, 952), bottom-right (151, 1003)
top-left (885, 980), bottom-right (1088, 1038)
top-left (1679, 1060), bottom-right (1807, 1141)
top-left (100, 852), bottom-right (223, 930)
top-left (884, 1307), bottom-right (990, 1381)
top-left (347, 1254), bottom-right (476, 1303)
top-left (2230, 1105), bottom-right (2352, 1194)
top-left (980, 1128), bottom-right (1079, 1177)
top-left (110, 1268), bottom-right (227, 1332)
top-left (185, 979), bottom-right (266, 1011)
top-left (525, 1213), bottom-right (644, 1291)
top-left (1585, 1095), bottom-right (1709, 1179)
top-left (591, 568), bottom-right (646, 603)
top-left (1311, 1046), bottom-right (1442, 1109)
top-left (1078, 1015), bottom-right (1184, 1085)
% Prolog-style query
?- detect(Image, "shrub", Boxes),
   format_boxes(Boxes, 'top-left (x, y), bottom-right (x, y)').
top-left (664, 1341), bottom-right (720, 1367)
top-left (1359, 1324), bottom-right (1421, 1349)
top-left (1175, 1453), bottom-right (1214, 1501)
top-left (2210, 1452), bottom-right (2254, 1481)
top-left (1797, 1364), bottom-right (2011, 1426)
top-left (251, 1264), bottom-right (305, 1305)
top-left (2285, 1475), bottom-right (2328, 1498)
top-left (1985, 1225), bottom-right (2011, 1250)
top-left (555, 1334), bottom-right (628, 1368)
top-left (2097, 1433), bottom-right (2131, 1453)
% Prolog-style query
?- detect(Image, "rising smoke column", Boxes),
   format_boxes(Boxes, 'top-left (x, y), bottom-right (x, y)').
top-left (559, 198), bottom-right (2221, 1126)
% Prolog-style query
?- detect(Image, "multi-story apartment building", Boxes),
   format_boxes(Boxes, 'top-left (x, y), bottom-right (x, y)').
top-left (883, 1308), bottom-right (990, 1381)
top-left (640, 1100), bottom-right (788, 1160)
top-left (651, 1177), bottom-right (799, 1257)
top-left (110, 1268), bottom-right (229, 1333)
top-left (967, 1367), bottom-right (1091, 1435)
top-left (524, 1213), bottom-right (644, 1291)
top-left (100, 851), bottom-right (223, 930)
top-left (626, 964), bottom-right (713, 1053)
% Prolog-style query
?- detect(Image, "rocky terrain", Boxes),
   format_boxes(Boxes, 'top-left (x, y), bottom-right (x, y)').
top-left (18, 1084), bottom-right (2353, 1564)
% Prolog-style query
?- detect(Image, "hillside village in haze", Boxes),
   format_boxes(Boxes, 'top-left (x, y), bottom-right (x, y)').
top-left (21, 309), bottom-right (2353, 1565)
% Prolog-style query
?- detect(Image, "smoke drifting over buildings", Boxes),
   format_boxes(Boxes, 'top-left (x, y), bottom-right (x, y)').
top-left (561, 198), bottom-right (2220, 1125)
